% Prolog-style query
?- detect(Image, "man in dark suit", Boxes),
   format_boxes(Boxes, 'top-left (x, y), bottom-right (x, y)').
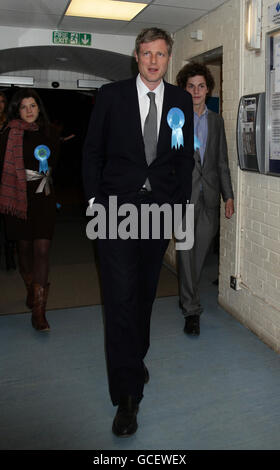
top-left (176, 62), bottom-right (234, 337)
top-left (83, 28), bottom-right (194, 437)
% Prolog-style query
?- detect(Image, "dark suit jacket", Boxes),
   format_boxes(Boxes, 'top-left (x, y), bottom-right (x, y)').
top-left (191, 109), bottom-right (234, 208)
top-left (83, 77), bottom-right (194, 205)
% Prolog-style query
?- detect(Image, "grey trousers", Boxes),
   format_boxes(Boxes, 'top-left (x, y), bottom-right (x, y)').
top-left (177, 193), bottom-right (219, 317)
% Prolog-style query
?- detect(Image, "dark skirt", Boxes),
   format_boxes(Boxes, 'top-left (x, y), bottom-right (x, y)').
top-left (5, 181), bottom-right (56, 241)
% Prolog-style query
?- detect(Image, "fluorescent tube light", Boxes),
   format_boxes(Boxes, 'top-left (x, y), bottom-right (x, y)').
top-left (246, 0), bottom-right (262, 50)
top-left (77, 79), bottom-right (111, 88)
top-left (66, 0), bottom-right (147, 21)
top-left (0, 75), bottom-right (34, 86)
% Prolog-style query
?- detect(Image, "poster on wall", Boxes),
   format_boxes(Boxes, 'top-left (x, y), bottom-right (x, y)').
top-left (268, 2), bottom-right (280, 27)
top-left (266, 28), bottom-right (280, 174)
top-left (270, 71), bottom-right (280, 160)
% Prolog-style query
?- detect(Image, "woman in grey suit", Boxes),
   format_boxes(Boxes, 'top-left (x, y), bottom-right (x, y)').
top-left (176, 62), bottom-right (234, 336)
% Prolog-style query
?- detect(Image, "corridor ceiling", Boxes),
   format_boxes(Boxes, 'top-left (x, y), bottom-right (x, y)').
top-left (0, 0), bottom-right (227, 82)
top-left (0, 0), bottom-right (227, 35)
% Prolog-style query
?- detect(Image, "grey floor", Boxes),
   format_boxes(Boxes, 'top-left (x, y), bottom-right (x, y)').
top-left (1, 254), bottom-right (280, 451)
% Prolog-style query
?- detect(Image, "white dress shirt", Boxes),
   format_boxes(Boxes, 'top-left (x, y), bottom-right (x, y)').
top-left (136, 73), bottom-right (164, 137)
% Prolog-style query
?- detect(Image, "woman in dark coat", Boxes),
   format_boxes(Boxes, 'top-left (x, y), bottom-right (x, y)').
top-left (0, 89), bottom-right (60, 331)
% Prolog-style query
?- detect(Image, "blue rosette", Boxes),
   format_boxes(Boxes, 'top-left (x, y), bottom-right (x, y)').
top-left (167, 107), bottom-right (185, 149)
top-left (34, 145), bottom-right (50, 174)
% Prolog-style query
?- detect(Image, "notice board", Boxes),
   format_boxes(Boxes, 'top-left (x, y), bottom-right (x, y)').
top-left (266, 28), bottom-right (280, 175)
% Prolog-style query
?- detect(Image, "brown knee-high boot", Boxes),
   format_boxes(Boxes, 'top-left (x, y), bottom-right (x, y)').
top-left (20, 272), bottom-right (34, 309)
top-left (32, 283), bottom-right (50, 331)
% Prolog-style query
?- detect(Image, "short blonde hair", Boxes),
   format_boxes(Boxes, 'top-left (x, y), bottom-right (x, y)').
top-left (135, 27), bottom-right (173, 56)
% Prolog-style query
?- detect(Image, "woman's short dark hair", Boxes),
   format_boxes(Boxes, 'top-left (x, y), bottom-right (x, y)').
top-left (135, 27), bottom-right (173, 56)
top-left (8, 88), bottom-right (49, 128)
top-left (176, 62), bottom-right (215, 96)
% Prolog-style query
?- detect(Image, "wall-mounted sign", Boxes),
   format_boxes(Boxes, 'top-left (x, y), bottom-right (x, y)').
top-left (268, 2), bottom-right (280, 27)
top-left (52, 31), bottom-right (92, 46)
top-left (266, 28), bottom-right (280, 175)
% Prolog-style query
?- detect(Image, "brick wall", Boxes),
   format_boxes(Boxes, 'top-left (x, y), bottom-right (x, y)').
top-left (171, 0), bottom-right (280, 352)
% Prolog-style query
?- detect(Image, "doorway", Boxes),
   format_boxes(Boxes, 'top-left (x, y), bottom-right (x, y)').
top-left (190, 46), bottom-right (223, 116)
top-left (36, 88), bottom-right (96, 216)
top-left (189, 46), bottom-right (224, 280)
top-left (0, 86), bottom-right (102, 312)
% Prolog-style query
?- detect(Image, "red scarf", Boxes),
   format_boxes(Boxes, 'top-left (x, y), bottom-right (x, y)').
top-left (0, 119), bottom-right (38, 219)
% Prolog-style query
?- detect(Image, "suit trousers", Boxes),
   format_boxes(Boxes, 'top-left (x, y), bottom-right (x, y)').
top-left (97, 194), bottom-right (170, 406)
top-left (177, 192), bottom-right (219, 317)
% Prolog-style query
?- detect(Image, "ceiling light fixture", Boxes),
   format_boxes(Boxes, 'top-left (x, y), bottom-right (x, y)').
top-left (66, 0), bottom-right (147, 21)
top-left (0, 75), bottom-right (34, 86)
top-left (77, 79), bottom-right (111, 88)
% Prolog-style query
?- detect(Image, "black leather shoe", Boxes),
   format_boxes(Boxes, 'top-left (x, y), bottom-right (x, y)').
top-left (112, 396), bottom-right (139, 437)
top-left (184, 315), bottom-right (200, 336)
top-left (144, 364), bottom-right (149, 384)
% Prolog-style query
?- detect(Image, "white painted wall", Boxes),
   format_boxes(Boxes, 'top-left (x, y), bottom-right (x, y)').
top-left (0, 26), bottom-right (136, 89)
top-left (0, 26), bottom-right (136, 56)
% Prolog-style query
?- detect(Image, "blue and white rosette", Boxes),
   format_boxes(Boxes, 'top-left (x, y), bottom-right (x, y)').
top-left (167, 107), bottom-right (185, 149)
top-left (34, 145), bottom-right (50, 174)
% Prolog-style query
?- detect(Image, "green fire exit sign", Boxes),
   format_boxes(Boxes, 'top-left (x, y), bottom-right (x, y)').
top-left (52, 31), bottom-right (92, 46)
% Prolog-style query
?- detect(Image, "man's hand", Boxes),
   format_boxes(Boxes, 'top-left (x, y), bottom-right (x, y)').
top-left (225, 198), bottom-right (234, 219)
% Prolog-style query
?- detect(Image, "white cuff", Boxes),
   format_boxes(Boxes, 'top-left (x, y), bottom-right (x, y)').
top-left (88, 197), bottom-right (95, 207)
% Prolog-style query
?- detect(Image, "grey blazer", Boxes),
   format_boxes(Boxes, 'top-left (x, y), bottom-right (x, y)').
top-left (190, 109), bottom-right (234, 208)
